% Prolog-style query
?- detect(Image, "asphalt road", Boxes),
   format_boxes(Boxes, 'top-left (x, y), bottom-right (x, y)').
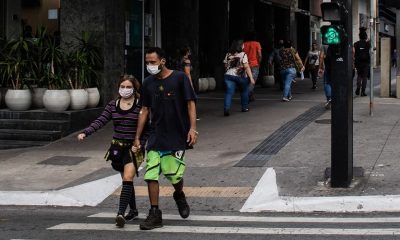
top-left (3, 206), bottom-right (400, 240)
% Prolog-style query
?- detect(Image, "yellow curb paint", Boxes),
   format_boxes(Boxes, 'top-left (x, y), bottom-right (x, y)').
top-left (112, 186), bottom-right (253, 198)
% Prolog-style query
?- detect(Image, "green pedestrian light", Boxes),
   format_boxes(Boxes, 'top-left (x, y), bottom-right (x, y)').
top-left (321, 25), bottom-right (344, 45)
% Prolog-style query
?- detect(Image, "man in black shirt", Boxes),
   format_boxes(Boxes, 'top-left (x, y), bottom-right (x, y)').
top-left (353, 31), bottom-right (370, 96)
top-left (134, 47), bottom-right (198, 230)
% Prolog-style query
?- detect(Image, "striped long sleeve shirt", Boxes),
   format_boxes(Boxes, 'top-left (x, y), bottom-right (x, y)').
top-left (83, 99), bottom-right (144, 141)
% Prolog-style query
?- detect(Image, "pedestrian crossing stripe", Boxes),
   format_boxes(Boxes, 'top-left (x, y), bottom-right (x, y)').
top-left (48, 223), bottom-right (400, 236)
top-left (89, 212), bottom-right (400, 223)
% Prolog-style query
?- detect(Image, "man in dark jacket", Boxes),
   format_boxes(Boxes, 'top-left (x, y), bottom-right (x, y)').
top-left (353, 31), bottom-right (370, 96)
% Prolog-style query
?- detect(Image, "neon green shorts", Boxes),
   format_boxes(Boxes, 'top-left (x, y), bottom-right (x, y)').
top-left (144, 150), bottom-right (186, 184)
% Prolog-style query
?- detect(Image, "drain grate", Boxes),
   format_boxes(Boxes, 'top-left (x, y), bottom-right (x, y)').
top-left (235, 104), bottom-right (326, 167)
top-left (38, 156), bottom-right (89, 166)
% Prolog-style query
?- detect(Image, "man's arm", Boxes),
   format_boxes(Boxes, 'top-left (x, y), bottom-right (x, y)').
top-left (187, 100), bottom-right (198, 146)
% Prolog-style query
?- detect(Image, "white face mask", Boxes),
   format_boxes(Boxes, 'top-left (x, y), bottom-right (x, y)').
top-left (119, 88), bottom-right (134, 98)
top-left (146, 64), bottom-right (161, 75)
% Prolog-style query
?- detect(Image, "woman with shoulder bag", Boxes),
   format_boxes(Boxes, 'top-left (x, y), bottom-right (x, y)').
top-left (304, 42), bottom-right (320, 90)
top-left (279, 40), bottom-right (305, 102)
top-left (77, 75), bottom-right (149, 228)
top-left (223, 40), bottom-right (255, 116)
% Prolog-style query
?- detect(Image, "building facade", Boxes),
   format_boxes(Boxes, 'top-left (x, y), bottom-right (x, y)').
top-left (2, 0), bottom-right (327, 104)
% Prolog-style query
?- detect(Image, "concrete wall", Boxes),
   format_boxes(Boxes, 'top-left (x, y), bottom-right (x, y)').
top-left (60, 0), bottom-right (125, 105)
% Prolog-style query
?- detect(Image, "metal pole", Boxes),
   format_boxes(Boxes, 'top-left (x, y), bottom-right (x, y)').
top-left (369, 0), bottom-right (375, 116)
top-left (330, 0), bottom-right (353, 188)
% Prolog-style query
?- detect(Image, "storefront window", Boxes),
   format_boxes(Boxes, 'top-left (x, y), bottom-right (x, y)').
top-left (125, 0), bottom-right (160, 81)
top-left (21, 0), bottom-right (60, 36)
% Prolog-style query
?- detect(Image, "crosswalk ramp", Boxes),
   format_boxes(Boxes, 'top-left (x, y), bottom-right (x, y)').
top-left (47, 212), bottom-right (400, 236)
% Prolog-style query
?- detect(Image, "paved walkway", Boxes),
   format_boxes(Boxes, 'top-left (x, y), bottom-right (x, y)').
top-left (1, 71), bottom-right (399, 213)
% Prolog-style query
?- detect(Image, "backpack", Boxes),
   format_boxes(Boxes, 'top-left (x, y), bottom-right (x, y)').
top-left (355, 41), bottom-right (370, 63)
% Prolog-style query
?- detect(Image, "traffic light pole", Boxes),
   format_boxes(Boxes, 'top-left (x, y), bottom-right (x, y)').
top-left (330, 0), bottom-right (353, 188)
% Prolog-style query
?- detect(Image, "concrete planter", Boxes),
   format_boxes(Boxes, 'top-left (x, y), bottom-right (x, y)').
top-left (43, 90), bottom-right (71, 112)
top-left (32, 88), bottom-right (47, 108)
top-left (199, 78), bottom-right (209, 92)
top-left (5, 89), bottom-right (32, 111)
top-left (207, 77), bottom-right (216, 91)
top-left (69, 89), bottom-right (89, 110)
top-left (85, 87), bottom-right (100, 108)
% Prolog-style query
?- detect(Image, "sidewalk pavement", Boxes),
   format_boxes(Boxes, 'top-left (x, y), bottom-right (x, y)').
top-left (0, 72), bottom-right (399, 213)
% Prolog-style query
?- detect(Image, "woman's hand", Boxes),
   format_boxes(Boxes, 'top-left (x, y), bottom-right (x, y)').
top-left (132, 139), bottom-right (141, 153)
top-left (77, 133), bottom-right (86, 141)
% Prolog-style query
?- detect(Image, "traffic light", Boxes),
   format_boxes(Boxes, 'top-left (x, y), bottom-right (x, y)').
top-left (321, 25), bottom-right (345, 45)
top-left (320, 2), bottom-right (347, 46)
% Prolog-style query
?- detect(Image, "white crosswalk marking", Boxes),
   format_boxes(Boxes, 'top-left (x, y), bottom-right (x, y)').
top-left (48, 223), bottom-right (400, 236)
top-left (47, 212), bottom-right (400, 236)
top-left (89, 212), bottom-right (400, 223)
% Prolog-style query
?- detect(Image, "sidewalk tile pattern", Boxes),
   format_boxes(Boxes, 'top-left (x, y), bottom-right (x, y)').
top-left (235, 104), bottom-right (325, 167)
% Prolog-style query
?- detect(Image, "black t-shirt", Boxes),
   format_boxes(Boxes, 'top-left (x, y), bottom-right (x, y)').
top-left (354, 40), bottom-right (370, 66)
top-left (142, 70), bottom-right (197, 151)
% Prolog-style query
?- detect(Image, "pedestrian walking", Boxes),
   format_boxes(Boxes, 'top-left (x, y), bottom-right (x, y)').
top-left (353, 31), bottom-right (370, 96)
top-left (392, 49), bottom-right (397, 68)
top-left (279, 40), bottom-right (304, 102)
top-left (223, 40), bottom-right (255, 116)
top-left (243, 31), bottom-right (262, 102)
top-left (269, 39), bottom-right (284, 90)
top-left (173, 46), bottom-right (201, 121)
top-left (133, 47), bottom-right (198, 230)
top-left (304, 42), bottom-right (320, 90)
top-left (319, 45), bottom-right (332, 110)
top-left (77, 75), bottom-right (148, 228)
top-left (173, 46), bottom-right (193, 87)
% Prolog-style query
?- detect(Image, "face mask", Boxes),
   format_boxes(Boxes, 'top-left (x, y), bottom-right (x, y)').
top-left (146, 64), bottom-right (161, 75)
top-left (119, 88), bottom-right (134, 98)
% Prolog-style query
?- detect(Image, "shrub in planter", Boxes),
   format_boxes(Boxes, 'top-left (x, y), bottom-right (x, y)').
top-left (0, 35), bottom-right (34, 110)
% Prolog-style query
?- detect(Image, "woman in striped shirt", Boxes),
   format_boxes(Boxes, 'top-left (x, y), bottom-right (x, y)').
top-left (77, 75), bottom-right (148, 228)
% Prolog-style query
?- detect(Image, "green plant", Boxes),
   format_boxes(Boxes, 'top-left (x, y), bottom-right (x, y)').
top-left (0, 36), bottom-right (7, 87)
top-left (43, 37), bottom-right (68, 90)
top-left (0, 36), bottom-right (34, 89)
top-left (30, 26), bottom-right (49, 88)
top-left (68, 31), bottom-right (103, 89)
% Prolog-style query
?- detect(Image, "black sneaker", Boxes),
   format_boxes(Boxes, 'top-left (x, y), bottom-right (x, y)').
top-left (125, 209), bottom-right (139, 221)
top-left (139, 208), bottom-right (163, 230)
top-left (361, 92), bottom-right (367, 97)
top-left (115, 214), bottom-right (126, 228)
top-left (355, 88), bottom-right (360, 96)
top-left (224, 110), bottom-right (230, 116)
top-left (173, 191), bottom-right (190, 218)
top-left (325, 100), bottom-right (332, 110)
